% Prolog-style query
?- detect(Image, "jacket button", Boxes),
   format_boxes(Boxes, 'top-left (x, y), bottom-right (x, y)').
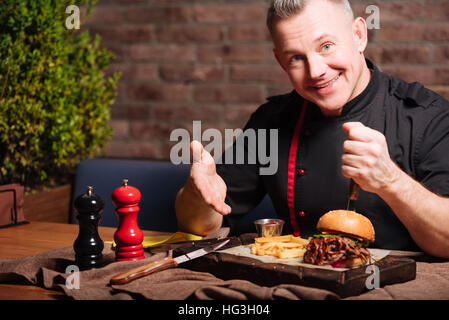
top-left (298, 169), bottom-right (305, 176)
top-left (299, 211), bottom-right (306, 217)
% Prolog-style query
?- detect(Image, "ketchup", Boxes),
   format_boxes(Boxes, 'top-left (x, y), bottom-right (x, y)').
top-left (331, 260), bottom-right (346, 268)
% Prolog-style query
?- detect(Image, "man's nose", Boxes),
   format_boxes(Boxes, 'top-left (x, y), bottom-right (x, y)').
top-left (306, 54), bottom-right (326, 80)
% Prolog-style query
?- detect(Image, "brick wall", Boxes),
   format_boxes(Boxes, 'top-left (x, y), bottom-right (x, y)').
top-left (82, 0), bottom-right (449, 160)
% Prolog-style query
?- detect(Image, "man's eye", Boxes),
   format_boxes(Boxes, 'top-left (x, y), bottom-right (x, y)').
top-left (322, 43), bottom-right (333, 51)
top-left (290, 55), bottom-right (303, 63)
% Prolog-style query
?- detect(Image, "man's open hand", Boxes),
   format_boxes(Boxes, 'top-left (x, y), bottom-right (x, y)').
top-left (341, 122), bottom-right (401, 193)
top-left (188, 140), bottom-right (231, 215)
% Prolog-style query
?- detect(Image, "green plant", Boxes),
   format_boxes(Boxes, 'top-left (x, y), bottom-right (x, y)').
top-left (0, 0), bottom-right (120, 190)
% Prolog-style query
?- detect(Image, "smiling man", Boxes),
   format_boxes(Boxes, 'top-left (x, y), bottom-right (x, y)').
top-left (175, 0), bottom-right (449, 258)
top-left (269, 0), bottom-right (371, 117)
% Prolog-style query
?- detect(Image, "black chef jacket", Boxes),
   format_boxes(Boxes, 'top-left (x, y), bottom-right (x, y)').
top-left (216, 59), bottom-right (449, 251)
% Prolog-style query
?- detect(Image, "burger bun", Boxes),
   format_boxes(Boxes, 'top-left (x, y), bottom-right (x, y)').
top-left (317, 210), bottom-right (375, 242)
top-left (341, 257), bottom-right (366, 268)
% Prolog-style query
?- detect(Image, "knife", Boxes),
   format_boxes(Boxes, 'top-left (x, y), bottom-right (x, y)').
top-left (110, 239), bottom-right (230, 285)
top-left (148, 227), bottom-right (230, 253)
top-left (346, 179), bottom-right (359, 212)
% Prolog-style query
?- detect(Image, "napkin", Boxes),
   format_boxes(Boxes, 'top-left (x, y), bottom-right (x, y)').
top-left (0, 245), bottom-right (340, 300)
top-left (106, 231), bottom-right (203, 249)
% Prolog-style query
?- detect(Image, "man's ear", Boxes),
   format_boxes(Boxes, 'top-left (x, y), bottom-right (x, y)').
top-left (273, 48), bottom-right (287, 72)
top-left (352, 17), bottom-right (368, 53)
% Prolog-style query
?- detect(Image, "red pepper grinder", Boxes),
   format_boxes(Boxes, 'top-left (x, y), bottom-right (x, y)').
top-left (112, 179), bottom-right (145, 261)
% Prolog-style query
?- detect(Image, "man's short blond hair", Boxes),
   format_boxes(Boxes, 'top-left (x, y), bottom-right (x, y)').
top-left (266, 0), bottom-right (354, 34)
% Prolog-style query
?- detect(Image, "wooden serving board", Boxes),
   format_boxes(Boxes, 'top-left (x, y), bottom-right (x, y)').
top-left (172, 234), bottom-right (416, 298)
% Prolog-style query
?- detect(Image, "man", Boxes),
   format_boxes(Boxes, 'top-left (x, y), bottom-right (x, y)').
top-left (175, 0), bottom-right (449, 258)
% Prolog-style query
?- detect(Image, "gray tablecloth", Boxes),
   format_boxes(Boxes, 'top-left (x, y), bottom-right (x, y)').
top-left (0, 245), bottom-right (448, 300)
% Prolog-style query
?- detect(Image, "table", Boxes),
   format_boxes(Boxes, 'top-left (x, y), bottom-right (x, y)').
top-left (0, 221), bottom-right (170, 300)
top-left (1, 221), bottom-right (449, 301)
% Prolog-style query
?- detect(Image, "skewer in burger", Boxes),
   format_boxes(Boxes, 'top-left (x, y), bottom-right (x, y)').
top-left (303, 210), bottom-right (375, 268)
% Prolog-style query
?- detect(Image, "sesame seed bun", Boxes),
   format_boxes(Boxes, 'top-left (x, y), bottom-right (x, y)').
top-left (317, 210), bottom-right (375, 242)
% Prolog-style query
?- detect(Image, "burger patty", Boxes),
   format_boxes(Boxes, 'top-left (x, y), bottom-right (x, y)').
top-left (303, 236), bottom-right (371, 266)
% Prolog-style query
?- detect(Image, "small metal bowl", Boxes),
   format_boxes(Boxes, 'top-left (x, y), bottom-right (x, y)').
top-left (254, 218), bottom-right (285, 237)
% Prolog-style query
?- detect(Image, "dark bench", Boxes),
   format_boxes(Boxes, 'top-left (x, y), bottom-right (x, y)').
top-left (71, 158), bottom-right (276, 235)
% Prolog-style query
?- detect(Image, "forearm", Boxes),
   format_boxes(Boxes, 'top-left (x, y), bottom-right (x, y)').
top-left (377, 166), bottom-right (449, 258)
top-left (175, 180), bottom-right (223, 236)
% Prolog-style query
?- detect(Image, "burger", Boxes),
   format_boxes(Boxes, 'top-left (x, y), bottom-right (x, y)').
top-left (303, 210), bottom-right (375, 268)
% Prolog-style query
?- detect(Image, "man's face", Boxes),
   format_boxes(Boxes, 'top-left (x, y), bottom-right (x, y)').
top-left (272, 0), bottom-right (368, 116)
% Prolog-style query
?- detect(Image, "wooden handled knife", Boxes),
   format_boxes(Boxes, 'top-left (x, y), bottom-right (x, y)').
top-left (110, 239), bottom-right (230, 285)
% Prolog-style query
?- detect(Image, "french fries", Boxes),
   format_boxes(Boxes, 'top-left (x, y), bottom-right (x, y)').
top-left (250, 234), bottom-right (309, 259)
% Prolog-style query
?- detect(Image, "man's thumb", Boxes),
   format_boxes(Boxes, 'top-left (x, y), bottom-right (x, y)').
top-left (190, 140), bottom-right (203, 164)
top-left (342, 121), bottom-right (364, 134)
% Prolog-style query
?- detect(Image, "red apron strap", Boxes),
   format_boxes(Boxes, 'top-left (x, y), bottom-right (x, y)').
top-left (287, 101), bottom-right (307, 237)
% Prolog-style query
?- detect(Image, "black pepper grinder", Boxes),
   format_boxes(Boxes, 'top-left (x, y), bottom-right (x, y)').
top-left (73, 186), bottom-right (104, 270)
